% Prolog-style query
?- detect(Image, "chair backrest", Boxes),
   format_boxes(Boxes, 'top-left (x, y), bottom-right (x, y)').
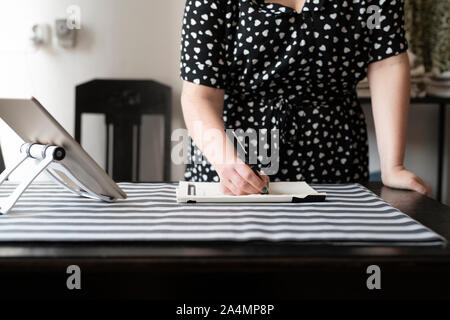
top-left (75, 79), bottom-right (171, 182)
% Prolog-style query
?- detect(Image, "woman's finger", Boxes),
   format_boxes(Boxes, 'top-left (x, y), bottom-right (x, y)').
top-left (234, 165), bottom-right (266, 192)
top-left (413, 176), bottom-right (432, 196)
top-left (419, 181), bottom-right (432, 197)
top-left (408, 176), bottom-right (429, 196)
top-left (223, 177), bottom-right (245, 196)
top-left (229, 169), bottom-right (261, 195)
top-left (224, 173), bottom-right (252, 195)
top-left (219, 183), bottom-right (233, 195)
top-left (217, 166), bottom-right (245, 195)
top-left (425, 183), bottom-right (432, 197)
top-left (233, 169), bottom-right (262, 194)
top-left (217, 165), bottom-right (255, 195)
top-left (259, 172), bottom-right (270, 185)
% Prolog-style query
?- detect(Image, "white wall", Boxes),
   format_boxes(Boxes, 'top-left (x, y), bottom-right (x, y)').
top-left (0, 0), bottom-right (449, 204)
top-left (0, 0), bottom-right (186, 181)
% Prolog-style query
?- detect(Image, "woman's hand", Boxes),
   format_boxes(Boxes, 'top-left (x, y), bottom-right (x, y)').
top-left (368, 54), bottom-right (432, 197)
top-left (382, 165), bottom-right (431, 197)
top-left (215, 160), bottom-right (269, 196)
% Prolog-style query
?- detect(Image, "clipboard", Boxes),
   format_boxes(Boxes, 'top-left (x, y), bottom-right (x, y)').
top-left (176, 181), bottom-right (326, 203)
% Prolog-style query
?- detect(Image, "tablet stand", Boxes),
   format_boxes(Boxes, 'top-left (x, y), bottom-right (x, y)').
top-left (0, 143), bottom-right (113, 214)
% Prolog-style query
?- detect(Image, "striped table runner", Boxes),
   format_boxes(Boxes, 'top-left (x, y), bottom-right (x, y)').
top-left (0, 182), bottom-right (445, 246)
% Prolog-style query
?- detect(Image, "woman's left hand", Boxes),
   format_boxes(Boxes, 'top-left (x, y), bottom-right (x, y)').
top-left (381, 165), bottom-right (432, 197)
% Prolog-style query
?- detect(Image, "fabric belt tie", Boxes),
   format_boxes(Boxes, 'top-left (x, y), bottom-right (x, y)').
top-left (261, 87), bottom-right (356, 150)
top-left (263, 96), bottom-right (299, 149)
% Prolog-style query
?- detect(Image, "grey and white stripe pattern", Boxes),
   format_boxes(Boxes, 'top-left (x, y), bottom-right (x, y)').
top-left (0, 182), bottom-right (445, 245)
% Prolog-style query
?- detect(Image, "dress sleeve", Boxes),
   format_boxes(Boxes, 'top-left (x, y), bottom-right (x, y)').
top-left (368, 0), bottom-right (409, 63)
top-left (180, 0), bottom-right (228, 89)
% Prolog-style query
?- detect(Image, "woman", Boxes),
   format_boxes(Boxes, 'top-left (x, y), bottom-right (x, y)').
top-left (179, 0), bottom-right (431, 196)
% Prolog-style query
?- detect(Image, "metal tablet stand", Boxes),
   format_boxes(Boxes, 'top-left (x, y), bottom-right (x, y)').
top-left (0, 143), bottom-right (113, 214)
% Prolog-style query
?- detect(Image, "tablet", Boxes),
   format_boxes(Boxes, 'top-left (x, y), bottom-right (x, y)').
top-left (0, 97), bottom-right (126, 200)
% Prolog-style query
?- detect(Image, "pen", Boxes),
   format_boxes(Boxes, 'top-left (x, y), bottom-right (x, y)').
top-left (249, 164), bottom-right (269, 194)
top-left (232, 131), bottom-right (269, 194)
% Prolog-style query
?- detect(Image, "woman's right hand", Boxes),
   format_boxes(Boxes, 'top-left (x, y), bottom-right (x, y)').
top-left (214, 160), bottom-right (269, 196)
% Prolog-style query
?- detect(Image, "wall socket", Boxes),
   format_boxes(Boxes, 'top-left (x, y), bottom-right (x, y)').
top-left (55, 19), bottom-right (77, 48)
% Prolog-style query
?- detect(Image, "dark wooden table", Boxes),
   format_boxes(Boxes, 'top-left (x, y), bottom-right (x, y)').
top-left (0, 182), bottom-right (450, 301)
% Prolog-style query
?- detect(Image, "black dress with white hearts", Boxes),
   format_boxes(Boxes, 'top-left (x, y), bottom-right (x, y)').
top-left (180, 0), bottom-right (408, 183)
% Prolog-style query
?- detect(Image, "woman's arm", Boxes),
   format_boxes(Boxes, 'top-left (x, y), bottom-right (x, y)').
top-left (181, 81), bottom-right (268, 195)
top-left (368, 52), bottom-right (431, 196)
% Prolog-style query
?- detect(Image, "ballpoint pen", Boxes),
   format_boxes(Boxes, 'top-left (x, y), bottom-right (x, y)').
top-left (232, 131), bottom-right (269, 194)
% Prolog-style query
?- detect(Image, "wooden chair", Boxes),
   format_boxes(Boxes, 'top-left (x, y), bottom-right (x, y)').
top-left (75, 79), bottom-right (171, 182)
